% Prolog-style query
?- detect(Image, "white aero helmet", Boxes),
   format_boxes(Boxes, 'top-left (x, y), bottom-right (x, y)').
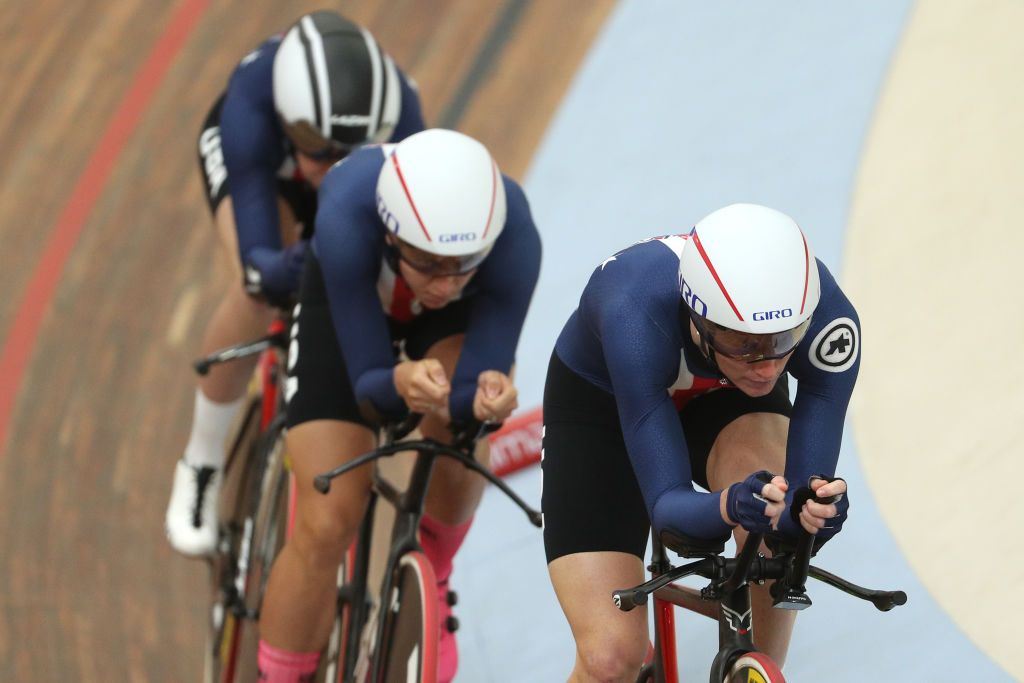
top-left (678, 203), bottom-right (820, 362)
top-left (273, 11), bottom-right (401, 159)
top-left (376, 129), bottom-right (507, 276)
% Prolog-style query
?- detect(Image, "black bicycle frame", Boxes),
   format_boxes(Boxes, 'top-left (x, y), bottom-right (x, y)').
top-left (317, 419), bottom-right (542, 682)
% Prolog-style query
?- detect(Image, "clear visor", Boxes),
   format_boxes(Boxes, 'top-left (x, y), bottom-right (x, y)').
top-left (393, 239), bottom-right (490, 277)
top-left (281, 120), bottom-right (352, 161)
top-left (690, 309), bottom-right (810, 363)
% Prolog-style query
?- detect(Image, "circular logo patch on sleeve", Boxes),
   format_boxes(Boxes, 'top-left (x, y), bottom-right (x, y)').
top-left (808, 317), bottom-right (859, 373)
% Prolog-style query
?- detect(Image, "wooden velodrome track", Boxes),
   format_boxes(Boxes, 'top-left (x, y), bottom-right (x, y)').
top-left (0, 1), bottom-right (615, 680)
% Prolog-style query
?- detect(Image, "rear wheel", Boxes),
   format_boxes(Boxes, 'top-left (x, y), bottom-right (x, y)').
top-left (725, 651), bottom-right (786, 683)
top-left (377, 551), bottom-right (440, 683)
top-left (204, 414), bottom-right (289, 682)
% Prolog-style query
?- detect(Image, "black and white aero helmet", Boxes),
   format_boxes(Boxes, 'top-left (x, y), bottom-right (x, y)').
top-left (273, 11), bottom-right (402, 159)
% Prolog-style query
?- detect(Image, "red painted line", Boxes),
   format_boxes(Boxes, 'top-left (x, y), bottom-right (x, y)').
top-left (0, 0), bottom-right (210, 455)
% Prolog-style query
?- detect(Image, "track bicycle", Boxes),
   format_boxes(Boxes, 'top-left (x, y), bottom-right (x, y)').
top-left (193, 313), bottom-right (293, 683)
top-left (613, 488), bottom-right (907, 683)
top-left (313, 414), bottom-right (543, 683)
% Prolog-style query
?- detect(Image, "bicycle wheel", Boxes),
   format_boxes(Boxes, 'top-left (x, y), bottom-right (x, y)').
top-left (205, 415), bottom-right (290, 683)
top-left (319, 544), bottom-right (355, 683)
top-left (724, 651), bottom-right (786, 683)
top-left (376, 551), bottom-right (440, 683)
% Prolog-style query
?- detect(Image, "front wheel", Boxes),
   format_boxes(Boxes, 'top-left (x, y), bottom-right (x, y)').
top-left (377, 551), bottom-right (440, 683)
top-left (205, 416), bottom-right (290, 683)
top-left (725, 651), bottom-right (786, 683)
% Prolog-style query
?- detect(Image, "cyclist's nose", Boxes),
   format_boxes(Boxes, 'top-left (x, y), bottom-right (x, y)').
top-left (751, 358), bottom-right (784, 379)
top-left (432, 275), bottom-right (461, 298)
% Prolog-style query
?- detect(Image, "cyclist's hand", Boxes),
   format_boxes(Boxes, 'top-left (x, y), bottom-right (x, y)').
top-left (244, 241), bottom-right (307, 306)
top-left (472, 370), bottom-right (518, 422)
top-left (797, 476), bottom-right (849, 538)
top-left (394, 358), bottom-right (450, 415)
top-left (724, 471), bottom-right (789, 534)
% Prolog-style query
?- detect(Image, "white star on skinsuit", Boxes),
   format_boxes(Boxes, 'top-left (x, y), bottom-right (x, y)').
top-left (600, 255), bottom-right (617, 270)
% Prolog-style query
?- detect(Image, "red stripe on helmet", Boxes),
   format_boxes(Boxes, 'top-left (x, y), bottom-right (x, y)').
top-left (391, 151), bottom-right (431, 242)
top-left (799, 230), bottom-right (810, 314)
top-left (691, 229), bottom-right (744, 321)
top-left (481, 159), bottom-right (498, 239)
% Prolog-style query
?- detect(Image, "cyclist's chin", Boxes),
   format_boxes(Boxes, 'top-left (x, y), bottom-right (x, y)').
top-left (734, 377), bottom-right (777, 397)
top-left (419, 295), bottom-right (452, 310)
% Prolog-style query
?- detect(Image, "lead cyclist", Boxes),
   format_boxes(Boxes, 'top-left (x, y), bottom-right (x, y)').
top-left (542, 204), bottom-right (858, 681)
top-left (256, 128), bottom-right (542, 682)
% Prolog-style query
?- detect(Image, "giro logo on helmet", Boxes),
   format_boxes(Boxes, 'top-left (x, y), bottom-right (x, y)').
top-left (680, 278), bottom-right (708, 317)
top-left (376, 192), bottom-right (400, 235)
top-left (752, 309), bottom-right (793, 321)
top-left (439, 232), bottom-right (478, 243)
top-left (330, 114), bottom-right (373, 127)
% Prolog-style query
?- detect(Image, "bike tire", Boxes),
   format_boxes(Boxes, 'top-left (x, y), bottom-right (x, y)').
top-left (319, 544), bottom-right (355, 683)
top-left (724, 651), bottom-right (786, 683)
top-left (377, 551), bottom-right (440, 683)
top-left (204, 414), bottom-right (290, 683)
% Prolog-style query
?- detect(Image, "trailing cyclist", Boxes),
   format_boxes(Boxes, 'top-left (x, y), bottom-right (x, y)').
top-left (257, 128), bottom-right (542, 682)
top-left (541, 204), bottom-right (858, 681)
top-left (165, 10), bottom-right (425, 557)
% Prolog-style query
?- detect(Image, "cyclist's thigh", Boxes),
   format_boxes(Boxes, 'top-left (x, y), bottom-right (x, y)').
top-left (541, 353), bottom-right (653, 671)
top-left (548, 551), bottom-right (648, 669)
top-left (285, 257), bottom-right (378, 538)
top-left (285, 419), bottom-right (376, 534)
top-left (680, 380), bottom-right (791, 491)
top-left (542, 352), bottom-right (650, 564)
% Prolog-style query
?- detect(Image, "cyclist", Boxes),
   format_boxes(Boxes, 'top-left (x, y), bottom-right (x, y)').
top-left (165, 10), bottom-right (425, 556)
top-left (256, 128), bottom-right (541, 682)
top-left (541, 204), bottom-right (858, 681)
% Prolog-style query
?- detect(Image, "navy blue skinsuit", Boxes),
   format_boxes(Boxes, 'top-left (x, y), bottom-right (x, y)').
top-left (554, 234), bottom-right (860, 540)
top-left (312, 146), bottom-right (542, 420)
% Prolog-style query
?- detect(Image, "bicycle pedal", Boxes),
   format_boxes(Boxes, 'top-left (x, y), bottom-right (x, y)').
top-left (445, 615), bottom-right (459, 633)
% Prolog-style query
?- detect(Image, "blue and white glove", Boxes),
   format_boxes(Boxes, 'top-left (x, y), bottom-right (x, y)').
top-left (771, 475), bottom-right (850, 552)
top-left (244, 241), bottom-right (307, 307)
top-left (725, 470), bottom-right (778, 535)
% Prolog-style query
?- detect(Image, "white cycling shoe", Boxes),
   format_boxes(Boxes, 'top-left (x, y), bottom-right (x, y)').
top-left (165, 459), bottom-right (221, 557)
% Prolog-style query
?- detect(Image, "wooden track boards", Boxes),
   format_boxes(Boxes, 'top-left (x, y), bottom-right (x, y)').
top-left (0, 1), bottom-right (615, 679)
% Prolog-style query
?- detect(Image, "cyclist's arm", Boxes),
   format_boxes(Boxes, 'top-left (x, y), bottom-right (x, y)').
top-left (219, 59), bottom-right (286, 266)
top-left (783, 266), bottom-right (861, 489)
top-left (314, 153), bottom-right (406, 418)
top-left (389, 69), bottom-right (427, 141)
top-left (601, 296), bottom-right (734, 542)
top-left (447, 179), bottom-right (541, 420)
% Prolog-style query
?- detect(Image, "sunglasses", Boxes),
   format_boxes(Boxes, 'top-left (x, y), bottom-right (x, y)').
top-left (390, 240), bottom-right (490, 277)
top-left (690, 310), bottom-right (810, 363)
top-left (281, 120), bottom-right (352, 162)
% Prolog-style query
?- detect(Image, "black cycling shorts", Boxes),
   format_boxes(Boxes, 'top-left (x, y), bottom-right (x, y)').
top-left (284, 253), bottom-right (474, 429)
top-left (196, 93), bottom-right (317, 234)
top-left (541, 351), bottom-right (791, 563)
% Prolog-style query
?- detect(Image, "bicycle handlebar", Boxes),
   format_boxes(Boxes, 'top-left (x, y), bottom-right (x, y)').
top-left (313, 430), bottom-right (541, 529)
top-left (613, 528), bottom-right (906, 615)
top-left (192, 323), bottom-right (289, 376)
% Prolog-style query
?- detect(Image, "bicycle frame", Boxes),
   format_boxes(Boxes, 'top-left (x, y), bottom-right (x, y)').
top-left (195, 315), bottom-right (290, 683)
top-left (646, 534), bottom-right (757, 683)
top-left (316, 420), bottom-right (542, 683)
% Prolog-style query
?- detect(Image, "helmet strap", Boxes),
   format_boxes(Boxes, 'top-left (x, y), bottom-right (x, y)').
top-left (383, 242), bottom-right (402, 274)
top-left (682, 302), bottom-right (721, 373)
top-left (696, 329), bottom-right (720, 372)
